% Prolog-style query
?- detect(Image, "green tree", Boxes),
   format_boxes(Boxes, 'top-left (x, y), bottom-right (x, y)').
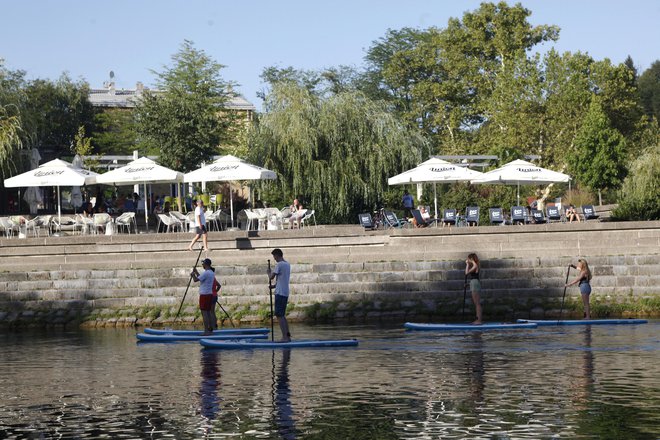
top-left (91, 108), bottom-right (138, 155)
top-left (249, 83), bottom-right (428, 223)
top-left (568, 97), bottom-right (627, 204)
top-left (135, 40), bottom-right (236, 172)
top-left (638, 60), bottom-right (660, 120)
top-left (0, 104), bottom-right (23, 178)
top-left (613, 143), bottom-right (660, 220)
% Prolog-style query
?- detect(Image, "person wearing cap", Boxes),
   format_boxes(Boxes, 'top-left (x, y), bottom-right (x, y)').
top-left (188, 199), bottom-right (209, 252)
top-left (191, 258), bottom-right (217, 334)
top-left (267, 248), bottom-right (292, 342)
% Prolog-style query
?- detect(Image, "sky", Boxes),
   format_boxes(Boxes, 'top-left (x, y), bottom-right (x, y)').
top-left (1, 0), bottom-right (659, 110)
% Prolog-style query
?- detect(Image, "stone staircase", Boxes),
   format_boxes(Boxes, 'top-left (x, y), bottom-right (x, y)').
top-left (1, 221), bottom-right (659, 327)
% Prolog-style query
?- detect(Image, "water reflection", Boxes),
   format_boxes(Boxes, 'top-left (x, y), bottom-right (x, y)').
top-left (572, 327), bottom-right (594, 410)
top-left (466, 333), bottom-right (485, 406)
top-left (199, 350), bottom-right (221, 421)
top-left (272, 349), bottom-right (296, 439)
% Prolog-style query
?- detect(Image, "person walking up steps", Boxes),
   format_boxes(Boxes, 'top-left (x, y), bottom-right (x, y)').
top-left (268, 248), bottom-right (292, 342)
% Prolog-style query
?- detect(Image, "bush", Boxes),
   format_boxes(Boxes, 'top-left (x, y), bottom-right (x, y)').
top-left (613, 144), bottom-right (660, 220)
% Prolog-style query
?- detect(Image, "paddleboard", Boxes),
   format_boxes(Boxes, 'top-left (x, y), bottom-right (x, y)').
top-left (143, 327), bottom-right (270, 336)
top-left (517, 319), bottom-right (648, 326)
top-left (199, 339), bottom-right (359, 349)
top-left (404, 322), bottom-right (538, 331)
top-left (136, 333), bottom-right (268, 342)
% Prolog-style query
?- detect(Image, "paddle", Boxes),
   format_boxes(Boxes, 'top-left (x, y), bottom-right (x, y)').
top-left (558, 264), bottom-right (571, 323)
top-left (216, 302), bottom-right (235, 328)
top-left (268, 259), bottom-right (275, 342)
top-left (462, 275), bottom-right (468, 321)
top-left (173, 246), bottom-right (204, 323)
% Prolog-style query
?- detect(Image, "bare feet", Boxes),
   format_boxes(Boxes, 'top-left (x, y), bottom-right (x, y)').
top-left (187, 247), bottom-right (193, 251)
top-left (472, 320), bottom-right (482, 325)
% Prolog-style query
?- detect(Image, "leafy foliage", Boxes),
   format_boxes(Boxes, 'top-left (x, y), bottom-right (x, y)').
top-left (91, 108), bottom-right (138, 155)
top-left (638, 60), bottom-right (660, 120)
top-left (134, 40), bottom-right (236, 172)
top-left (0, 104), bottom-right (22, 178)
top-left (249, 83), bottom-right (428, 223)
top-left (613, 144), bottom-right (660, 220)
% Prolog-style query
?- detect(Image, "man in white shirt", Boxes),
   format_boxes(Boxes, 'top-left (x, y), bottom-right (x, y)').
top-left (191, 258), bottom-right (217, 334)
top-left (187, 199), bottom-right (209, 251)
top-left (268, 248), bottom-right (292, 342)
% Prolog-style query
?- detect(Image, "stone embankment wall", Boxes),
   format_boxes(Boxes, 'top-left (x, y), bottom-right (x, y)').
top-left (1, 221), bottom-right (658, 328)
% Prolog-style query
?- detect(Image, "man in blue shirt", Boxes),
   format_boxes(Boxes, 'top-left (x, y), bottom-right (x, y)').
top-left (268, 248), bottom-right (292, 342)
top-left (402, 190), bottom-right (414, 219)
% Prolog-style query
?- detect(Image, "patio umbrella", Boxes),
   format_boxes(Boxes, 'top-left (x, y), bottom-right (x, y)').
top-left (4, 158), bottom-right (98, 224)
top-left (388, 158), bottom-right (484, 219)
top-left (23, 148), bottom-right (43, 215)
top-left (96, 157), bottom-right (184, 231)
top-left (470, 159), bottom-right (571, 205)
top-left (184, 155), bottom-right (277, 228)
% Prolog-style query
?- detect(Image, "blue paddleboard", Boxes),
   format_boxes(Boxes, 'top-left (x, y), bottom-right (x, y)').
top-left (199, 339), bottom-right (359, 349)
top-left (143, 327), bottom-right (270, 335)
top-left (136, 333), bottom-right (268, 342)
top-left (517, 319), bottom-right (648, 326)
top-left (404, 322), bottom-right (538, 331)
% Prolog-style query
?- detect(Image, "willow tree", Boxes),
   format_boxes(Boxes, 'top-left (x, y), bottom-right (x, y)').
top-left (0, 105), bottom-right (22, 179)
top-left (249, 83), bottom-right (427, 223)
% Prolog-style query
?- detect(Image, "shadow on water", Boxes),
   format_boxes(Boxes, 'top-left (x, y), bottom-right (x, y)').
top-left (272, 349), bottom-right (296, 440)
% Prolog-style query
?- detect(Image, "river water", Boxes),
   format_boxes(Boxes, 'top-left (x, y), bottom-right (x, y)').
top-left (1, 322), bottom-right (658, 439)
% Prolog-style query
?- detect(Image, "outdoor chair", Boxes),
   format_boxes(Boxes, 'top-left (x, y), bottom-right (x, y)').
top-left (411, 209), bottom-right (436, 228)
top-left (546, 206), bottom-right (562, 222)
top-left (157, 213), bottom-right (183, 233)
top-left (25, 216), bottom-right (45, 237)
top-left (299, 209), bottom-right (317, 228)
top-left (170, 211), bottom-right (190, 231)
top-left (214, 209), bottom-right (231, 230)
top-left (0, 217), bottom-right (17, 237)
top-left (489, 208), bottom-right (505, 225)
top-left (115, 212), bottom-right (137, 234)
top-left (358, 213), bottom-right (375, 230)
top-left (93, 213), bottom-right (113, 234)
top-left (510, 206), bottom-right (527, 225)
top-left (530, 209), bottom-right (547, 224)
top-left (581, 205), bottom-right (600, 221)
top-left (465, 206), bottom-right (480, 227)
top-left (52, 216), bottom-right (83, 235)
top-left (440, 209), bottom-right (457, 227)
top-left (384, 211), bottom-right (407, 228)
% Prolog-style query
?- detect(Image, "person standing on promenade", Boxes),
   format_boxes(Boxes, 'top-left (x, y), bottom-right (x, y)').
top-left (465, 253), bottom-right (483, 324)
top-left (402, 190), bottom-right (414, 220)
top-left (191, 258), bottom-right (216, 335)
top-left (188, 199), bottom-right (209, 251)
top-left (268, 248), bottom-right (292, 342)
top-left (565, 258), bottom-right (593, 319)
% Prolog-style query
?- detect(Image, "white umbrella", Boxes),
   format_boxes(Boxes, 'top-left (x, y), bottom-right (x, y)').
top-left (23, 148), bottom-right (43, 215)
top-left (470, 159), bottom-right (571, 205)
top-left (96, 157), bottom-right (184, 231)
top-left (4, 158), bottom-right (98, 224)
top-left (388, 158), bottom-right (484, 219)
top-left (184, 155), bottom-right (277, 228)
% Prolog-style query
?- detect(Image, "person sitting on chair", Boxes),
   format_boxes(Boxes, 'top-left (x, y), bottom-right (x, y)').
top-left (288, 199), bottom-right (304, 229)
top-left (566, 204), bottom-right (580, 223)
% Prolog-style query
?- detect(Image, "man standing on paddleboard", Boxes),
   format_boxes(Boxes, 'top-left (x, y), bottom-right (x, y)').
top-left (268, 248), bottom-right (292, 342)
top-left (192, 258), bottom-right (216, 335)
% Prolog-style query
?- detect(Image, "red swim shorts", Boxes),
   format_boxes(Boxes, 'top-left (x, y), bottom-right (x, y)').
top-left (199, 294), bottom-right (214, 311)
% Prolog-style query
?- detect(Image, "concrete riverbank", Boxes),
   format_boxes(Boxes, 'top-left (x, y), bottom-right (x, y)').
top-left (1, 220), bottom-right (659, 328)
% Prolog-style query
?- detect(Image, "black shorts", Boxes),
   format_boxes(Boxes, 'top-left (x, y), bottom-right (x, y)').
top-left (194, 225), bottom-right (207, 235)
top-left (274, 295), bottom-right (288, 317)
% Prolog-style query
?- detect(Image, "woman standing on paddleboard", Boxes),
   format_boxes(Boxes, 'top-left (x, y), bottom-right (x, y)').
top-left (465, 253), bottom-right (482, 325)
top-left (565, 258), bottom-right (593, 319)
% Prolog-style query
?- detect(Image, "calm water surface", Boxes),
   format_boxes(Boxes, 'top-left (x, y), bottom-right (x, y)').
top-left (1, 322), bottom-right (658, 439)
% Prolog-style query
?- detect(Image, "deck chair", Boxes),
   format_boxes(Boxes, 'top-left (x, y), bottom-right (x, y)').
top-left (358, 213), bottom-right (375, 230)
top-left (546, 206), bottom-right (562, 222)
top-left (489, 208), bottom-right (505, 225)
top-left (510, 206), bottom-right (526, 225)
top-left (465, 206), bottom-right (480, 227)
top-left (384, 211), bottom-right (407, 228)
top-left (530, 209), bottom-right (547, 224)
top-left (581, 205), bottom-right (600, 221)
top-left (411, 209), bottom-right (436, 227)
top-left (440, 209), bottom-right (457, 227)
top-left (300, 209), bottom-right (316, 228)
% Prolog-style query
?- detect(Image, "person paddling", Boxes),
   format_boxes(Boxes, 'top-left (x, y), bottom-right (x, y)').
top-left (565, 258), bottom-right (593, 319)
top-left (191, 258), bottom-right (216, 335)
top-left (465, 253), bottom-right (482, 324)
top-left (267, 248), bottom-right (292, 342)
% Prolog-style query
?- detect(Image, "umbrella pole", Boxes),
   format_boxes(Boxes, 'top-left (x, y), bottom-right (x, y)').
top-left (433, 183), bottom-right (438, 226)
top-left (57, 185), bottom-right (61, 226)
top-left (230, 184), bottom-right (234, 228)
top-left (517, 182), bottom-right (520, 205)
top-left (143, 181), bottom-right (148, 233)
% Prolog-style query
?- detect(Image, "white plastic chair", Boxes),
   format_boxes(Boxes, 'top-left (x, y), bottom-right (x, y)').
top-left (299, 209), bottom-right (316, 228)
top-left (115, 212), bottom-right (136, 234)
top-left (93, 213), bottom-right (112, 234)
top-left (157, 213), bottom-right (183, 233)
top-left (0, 217), bottom-right (17, 237)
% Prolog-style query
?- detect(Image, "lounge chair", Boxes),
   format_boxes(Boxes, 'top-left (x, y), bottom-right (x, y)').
top-left (546, 206), bottom-right (562, 222)
top-left (510, 206), bottom-right (526, 225)
top-left (530, 209), bottom-right (547, 224)
top-left (384, 211), bottom-right (407, 228)
top-left (358, 213), bottom-right (375, 230)
top-left (411, 209), bottom-right (436, 227)
top-left (465, 206), bottom-right (480, 227)
top-left (489, 208), bottom-right (505, 225)
top-left (581, 205), bottom-right (600, 221)
top-left (440, 209), bottom-right (457, 227)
